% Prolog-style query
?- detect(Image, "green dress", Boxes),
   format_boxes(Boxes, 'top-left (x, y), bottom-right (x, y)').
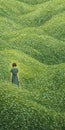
top-left (11, 68), bottom-right (19, 86)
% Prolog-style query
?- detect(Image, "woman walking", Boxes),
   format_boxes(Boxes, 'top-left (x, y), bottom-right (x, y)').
top-left (10, 63), bottom-right (19, 86)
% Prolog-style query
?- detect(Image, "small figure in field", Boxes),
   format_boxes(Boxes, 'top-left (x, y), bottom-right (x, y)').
top-left (10, 63), bottom-right (19, 86)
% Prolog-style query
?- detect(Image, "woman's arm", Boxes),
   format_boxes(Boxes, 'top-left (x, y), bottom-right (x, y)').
top-left (17, 73), bottom-right (19, 81)
top-left (10, 72), bottom-right (12, 82)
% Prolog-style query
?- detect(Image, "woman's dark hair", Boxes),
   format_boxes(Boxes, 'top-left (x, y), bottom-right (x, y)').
top-left (12, 63), bottom-right (17, 67)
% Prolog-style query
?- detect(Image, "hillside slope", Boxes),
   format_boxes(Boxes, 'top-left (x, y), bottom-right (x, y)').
top-left (0, 0), bottom-right (65, 130)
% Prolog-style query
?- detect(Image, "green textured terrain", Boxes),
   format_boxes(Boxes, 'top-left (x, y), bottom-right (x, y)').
top-left (0, 0), bottom-right (65, 130)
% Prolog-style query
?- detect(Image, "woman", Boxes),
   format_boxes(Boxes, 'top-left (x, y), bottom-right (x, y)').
top-left (10, 63), bottom-right (19, 86)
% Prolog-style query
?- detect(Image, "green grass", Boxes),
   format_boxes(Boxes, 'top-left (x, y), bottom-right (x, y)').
top-left (0, 0), bottom-right (65, 130)
top-left (0, 78), bottom-right (65, 130)
top-left (43, 12), bottom-right (65, 41)
top-left (17, 0), bottom-right (51, 5)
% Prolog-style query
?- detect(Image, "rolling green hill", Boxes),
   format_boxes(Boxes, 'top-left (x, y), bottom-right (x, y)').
top-left (0, 0), bottom-right (65, 130)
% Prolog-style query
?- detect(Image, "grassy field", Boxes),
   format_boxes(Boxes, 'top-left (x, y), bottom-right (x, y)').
top-left (0, 0), bottom-right (65, 130)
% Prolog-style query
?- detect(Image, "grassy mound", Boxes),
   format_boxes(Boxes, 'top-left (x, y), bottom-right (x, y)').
top-left (1, 32), bottom-right (65, 64)
top-left (0, 0), bottom-right (65, 27)
top-left (0, 78), bottom-right (65, 130)
top-left (17, 0), bottom-right (50, 5)
top-left (43, 12), bottom-right (65, 41)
